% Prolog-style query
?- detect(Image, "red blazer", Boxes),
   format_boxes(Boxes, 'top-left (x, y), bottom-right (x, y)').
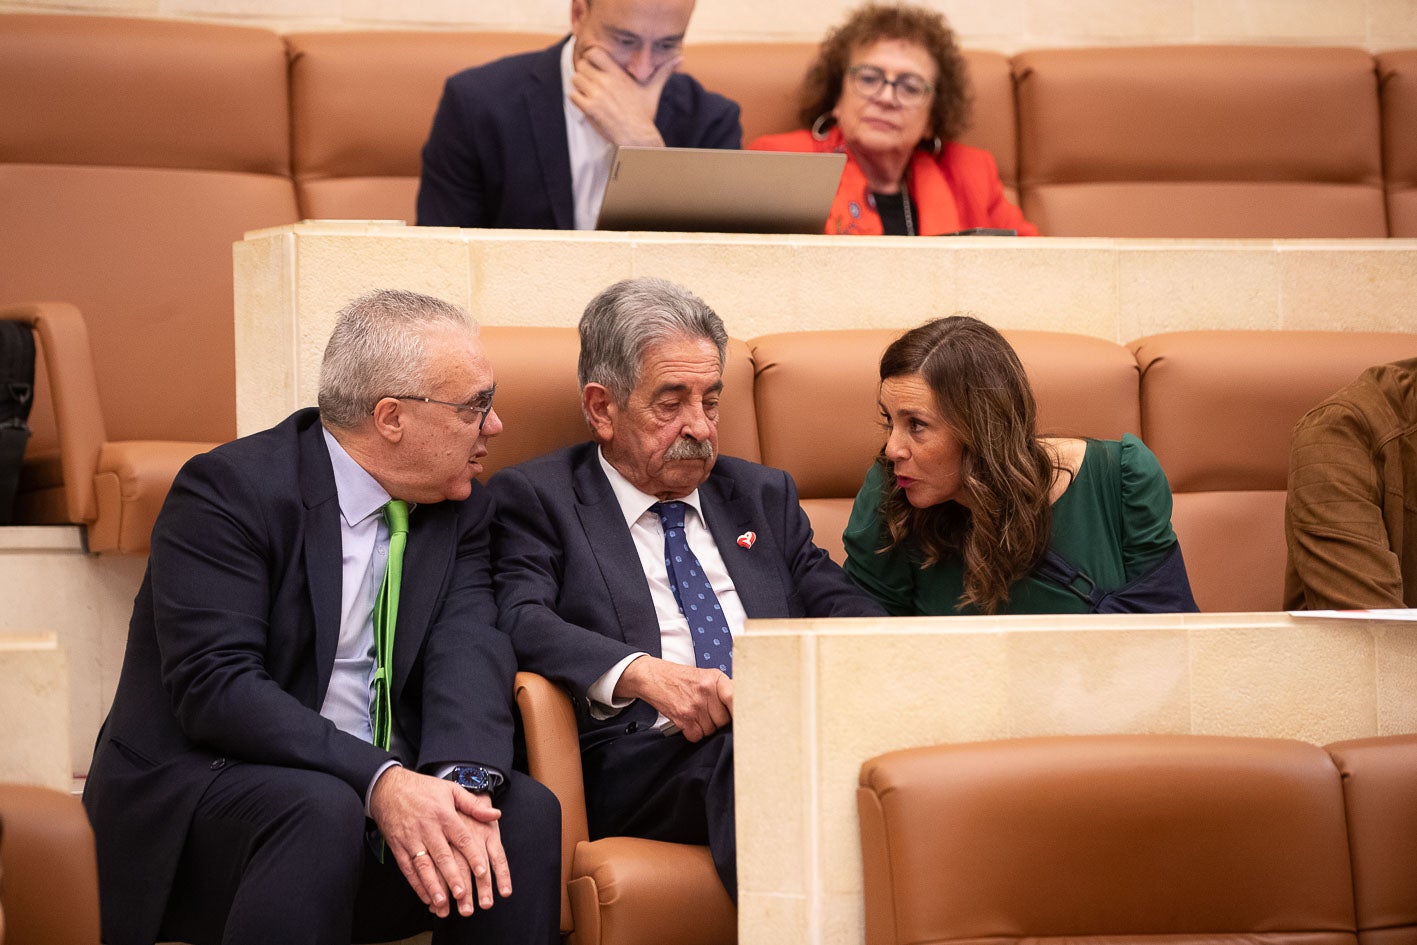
top-left (749, 126), bottom-right (1038, 236)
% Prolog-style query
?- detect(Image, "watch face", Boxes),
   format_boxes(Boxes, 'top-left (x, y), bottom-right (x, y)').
top-left (455, 766), bottom-right (493, 792)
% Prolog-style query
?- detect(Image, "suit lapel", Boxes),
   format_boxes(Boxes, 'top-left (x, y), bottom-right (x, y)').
top-left (298, 421), bottom-right (343, 703)
top-left (525, 38), bottom-right (575, 230)
top-left (572, 448), bottom-right (664, 656)
top-left (701, 471), bottom-right (789, 619)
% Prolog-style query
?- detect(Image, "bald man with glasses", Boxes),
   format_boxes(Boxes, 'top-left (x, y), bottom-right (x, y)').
top-left (83, 289), bottom-right (560, 945)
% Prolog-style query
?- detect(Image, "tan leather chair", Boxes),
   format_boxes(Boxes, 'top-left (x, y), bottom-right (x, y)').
top-left (2, 302), bottom-right (216, 554)
top-left (1130, 330), bottom-right (1416, 611)
top-left (0, 782), bottom-right (101, 945)
top-left (0, 15), bottom-right (295, 450)
top-left (958, 50), bottom-right (1023, 205)
top-left (859, 735), bottom-right (1355, 945)
top-left (681, 42), bottom-right (818, 145)
top-left (750, 328), bottom-right (1139, 563)
top-left (0, 14), bottom-right (296, 550)
top-left (1013, 46), bottom-right (1386, 237)
top-left (515, 673), bottom-right (735, 945)
top-left (1326, 734), bottom-right (1417, 945)
top-left (285, 30), bottom-right (557, 222)
top-left (1378, 50), bottom-right (1417, 237)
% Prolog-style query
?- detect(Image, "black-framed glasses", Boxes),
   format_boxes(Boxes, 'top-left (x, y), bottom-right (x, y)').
top-left (846, 64), bottom-right (934, 108)
top-left (382, 385), bottom-right (496, 429)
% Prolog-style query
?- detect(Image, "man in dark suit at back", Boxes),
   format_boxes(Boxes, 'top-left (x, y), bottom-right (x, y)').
top-left (83, 289), bottom-right (560, 945)
top-left (488, 277), bottom-right (884, 901)
top-left (417, 0), bottom-right (741, 230)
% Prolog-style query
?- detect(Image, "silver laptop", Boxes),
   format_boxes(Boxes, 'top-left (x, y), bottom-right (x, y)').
top-left (595, 146), bottom-right (846, 234)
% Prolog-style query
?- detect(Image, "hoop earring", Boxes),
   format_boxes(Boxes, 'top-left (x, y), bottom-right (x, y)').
top-left (811, 113), bottom-right (835, 141)
top-left (931, 135), bottom-right (943, 156)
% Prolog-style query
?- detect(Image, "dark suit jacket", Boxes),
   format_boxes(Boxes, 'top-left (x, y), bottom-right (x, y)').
top-left (488, 443), bottom-right (884, 748)
top-left (416, 37), bottom-right (742, 229)
top-left (82, 409), bottom-right (515, 945)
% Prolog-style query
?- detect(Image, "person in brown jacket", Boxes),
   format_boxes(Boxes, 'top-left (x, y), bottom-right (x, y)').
top-left (1285, 357), bottom-right (1417, 610)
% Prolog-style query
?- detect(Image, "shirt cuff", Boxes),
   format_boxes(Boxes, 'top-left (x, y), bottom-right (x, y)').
top-left (587, 652), bottom-right (647, 719)
top-left (365, 760), bottom-right (401, 817)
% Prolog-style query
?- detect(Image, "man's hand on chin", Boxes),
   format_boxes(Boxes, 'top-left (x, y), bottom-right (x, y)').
top-left (369, 765), bottom-right (511, 919)
top-left (615, 655), bottom-right (733, 742)
top-left (570, 46), bottom-right (681, 147)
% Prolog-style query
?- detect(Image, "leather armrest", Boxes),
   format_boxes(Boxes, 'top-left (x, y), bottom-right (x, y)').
top-left (514, 671), bottom-right (588, 934)
top-left (569, 837), bottom-right (735, 945)
top-left (89, 439), bottom-right (217, 554)
top-left (0, 302), bottom-right (106, 525)
top-left (0, 782), bottom-right (101, 945)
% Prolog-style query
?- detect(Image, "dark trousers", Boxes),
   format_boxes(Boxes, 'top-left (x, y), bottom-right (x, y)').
top-left (158, 763), bottom-right (560, 945)
top-left (581, 726), bottom-right (736, 901)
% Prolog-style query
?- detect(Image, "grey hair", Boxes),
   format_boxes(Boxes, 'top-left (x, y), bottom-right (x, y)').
top-left (577, 277), bottom-right (728, 405)
top-left (318, 289), bottom-right (476, 428)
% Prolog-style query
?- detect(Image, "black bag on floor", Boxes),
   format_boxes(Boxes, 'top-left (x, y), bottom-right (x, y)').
top-left (0, 321), bottom-right (36, 525)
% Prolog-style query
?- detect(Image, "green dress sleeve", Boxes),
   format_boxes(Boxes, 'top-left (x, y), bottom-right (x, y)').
top-left (1118, 432), bottom-right (1181, 580)
top-left (842, 462), bottom-right (919, 616)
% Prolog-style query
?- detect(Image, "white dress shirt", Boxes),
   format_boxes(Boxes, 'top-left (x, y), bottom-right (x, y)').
top-left (321, 428), bottom-right (430, 808)
top-left (320, 430), bottom-right (487, 806)
top-left (561, 36), bottom-right (617, 231)
top-left (587, 449), bottom-right (747, 732)
top-left (319, 427), bottom-right (394, 743)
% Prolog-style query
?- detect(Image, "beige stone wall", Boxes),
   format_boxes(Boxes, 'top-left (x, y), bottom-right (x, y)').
top-left (0, 527), bottom-right (147, 785)
top-left (234, 225), bottom-right (1417, 436)
top-left (3, 0), bottom-right (1416, 49)
top-left (0, 628), bottom-right (74, 792)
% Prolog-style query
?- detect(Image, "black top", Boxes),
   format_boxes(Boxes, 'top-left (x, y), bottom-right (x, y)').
top-left (870, 190), bottom-right (918, 236)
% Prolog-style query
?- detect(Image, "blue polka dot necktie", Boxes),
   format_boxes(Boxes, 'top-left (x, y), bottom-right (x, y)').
top-left (653, 501), bottom-right (732, 677)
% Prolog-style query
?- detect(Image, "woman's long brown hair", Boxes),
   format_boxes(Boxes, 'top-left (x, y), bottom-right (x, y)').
top-left (876, 315), bottom-right (1058, 613)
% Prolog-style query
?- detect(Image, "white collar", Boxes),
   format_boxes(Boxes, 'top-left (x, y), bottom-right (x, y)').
top-left (321, 426), bottom-right (396, 528)
top-left (596, 445), bottom-right (704, 530)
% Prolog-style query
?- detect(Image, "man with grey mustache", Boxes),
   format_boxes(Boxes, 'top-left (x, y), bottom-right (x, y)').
top-left (488, 277), bottom-right (883, 902)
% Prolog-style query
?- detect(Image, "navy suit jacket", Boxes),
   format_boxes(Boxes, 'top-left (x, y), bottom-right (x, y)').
top-left (82, 409), bottom-right (515, 945)
top-left (488, 443), bottom-right (884, 748)
top-left (416, 37), bottom-right (742, 229)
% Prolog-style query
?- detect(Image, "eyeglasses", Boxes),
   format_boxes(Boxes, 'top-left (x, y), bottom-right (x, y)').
top-left (382, 385), bottom-right (496, 429)
top-left (846, 64), bottom-right (934, 108)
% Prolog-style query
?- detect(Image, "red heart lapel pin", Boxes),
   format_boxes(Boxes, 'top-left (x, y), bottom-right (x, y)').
top-left (737, 531), bottom-right (756, 549)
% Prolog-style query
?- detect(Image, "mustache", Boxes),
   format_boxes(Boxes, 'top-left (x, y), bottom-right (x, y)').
top-left (664, 437), bottom-right (715, 461)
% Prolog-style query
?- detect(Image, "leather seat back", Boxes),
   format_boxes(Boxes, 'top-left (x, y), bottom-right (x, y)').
top-left (1013, 46), bottom-right (1386, 236)
top-left (1130, 331), bottom-right (1415, 611)
top-left (1327, 735), bottom-right (1417, 945)
top-left (286, 30), bottom-right (557, 222)
top-left (859, 735), bottom-right (1357, 945)
top-left (1378, 50), bottom-right (1417, 236)
top-left (0, 14), bottom-right (297, 449)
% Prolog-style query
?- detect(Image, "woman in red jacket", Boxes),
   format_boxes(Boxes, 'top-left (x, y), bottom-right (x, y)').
top-left (750, 3), bottom-right (1037, 237)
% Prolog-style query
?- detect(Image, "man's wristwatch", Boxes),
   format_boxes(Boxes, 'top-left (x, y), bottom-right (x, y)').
top-left (445, 764), bottom-right (504, 796)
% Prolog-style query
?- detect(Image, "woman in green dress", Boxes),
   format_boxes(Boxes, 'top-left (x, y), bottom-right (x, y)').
top-left (843, 315), bottom-right (1196, 615)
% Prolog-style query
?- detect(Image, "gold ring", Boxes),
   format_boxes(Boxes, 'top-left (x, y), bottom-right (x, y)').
top-left (413, 849), bottom-right (429, 859)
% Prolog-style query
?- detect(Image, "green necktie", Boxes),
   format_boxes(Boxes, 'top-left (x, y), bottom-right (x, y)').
top-left (372, 499), bottom-right (408, 751)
